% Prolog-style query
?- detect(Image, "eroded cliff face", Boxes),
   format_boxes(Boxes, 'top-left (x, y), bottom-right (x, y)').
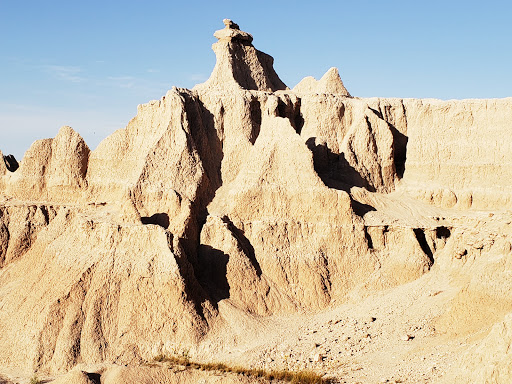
top-left (400, 98), bottom-right (512, 209)
top-left (0, 19), bottom-right (511, 383)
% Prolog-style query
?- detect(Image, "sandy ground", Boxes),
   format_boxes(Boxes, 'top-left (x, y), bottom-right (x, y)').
top-left (194, 270), bottom-right (458, 383)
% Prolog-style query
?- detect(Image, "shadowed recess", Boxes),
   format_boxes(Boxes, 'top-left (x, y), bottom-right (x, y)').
top-left (141, 213), bottom-right (170, 229)
top-left (413, 228), bottom-right (434, 266)
top-left (306, 137), bottom-right (373, 192)
top-left (368, 107), bottom-right (408, 179)
top-left (3, 155), bottom-right (19, 172)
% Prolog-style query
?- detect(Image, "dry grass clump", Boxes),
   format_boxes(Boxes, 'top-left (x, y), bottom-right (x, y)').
top-left (29, 375), bottom-right (42, 384)
top-left (152, 354), bottom-right (331, 383)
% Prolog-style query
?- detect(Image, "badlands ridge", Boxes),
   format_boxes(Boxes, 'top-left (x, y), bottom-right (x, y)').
top-left (1, 19), bottom-right (512, 383)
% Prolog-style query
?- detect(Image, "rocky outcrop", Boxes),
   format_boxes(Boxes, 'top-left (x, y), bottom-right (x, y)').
top-left (1, 18), bottom-right (512, 383)
top-left (0, 203), bottom-right (59, 268)
top-left (203, 111), bottom-right (370, 311)
top-left (0, 209), bottom-right (214, 373)
top-left (299, 97), bottom-right (400, 193)
top-left (4, 126), bottom-right (89, 202)
top-left (293, 67), bottom-right (351, 96)
top-left (194, 19), bottom-right (287, 92)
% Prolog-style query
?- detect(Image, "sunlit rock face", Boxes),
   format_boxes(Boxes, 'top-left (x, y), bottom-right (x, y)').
top-left (1, 19), bottom-right (512, 384)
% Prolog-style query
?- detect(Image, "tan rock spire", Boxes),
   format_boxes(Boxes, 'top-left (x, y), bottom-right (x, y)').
top-left (293, 67), bottom-right (351, 96)
top-left (194, 19), bottom-right (288, 92)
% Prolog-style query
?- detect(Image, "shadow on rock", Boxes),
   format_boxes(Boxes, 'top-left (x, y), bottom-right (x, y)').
top-left (141, 213), bottom-right (170, 229)
top-left (306, 137), bottom-right (373, 192)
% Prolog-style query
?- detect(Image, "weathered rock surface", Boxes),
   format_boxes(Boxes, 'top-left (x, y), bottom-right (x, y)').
top-left (1, 19), bottom-right (512, 383)
top-left (0, 207), bottom-right (214, 374)
top-left (194, 19), bottom-right (287, 92)
top-left (3, 126), bottom-right (89, 202)
top-left (400, 98), bottom-right (512, 209)
top-left (446, 313), bottom-right (512, 383)
top-left (293, 67), bottom-right (351, 96)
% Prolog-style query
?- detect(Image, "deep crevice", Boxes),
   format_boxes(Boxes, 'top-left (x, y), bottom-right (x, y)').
top-left (181, 93), bottom-right (224, 257)
top-left (249, 98), bottom-right (261, 145)
top-left (364, 227), bottom-right (374, 249)
top-left (413, 228), bottom-right (434, 265)
top-left (196, 244), bottom-right (230, 303)
top-left (277, 98), bottom-right (288, 119)
top-left (39, 206), bottom-right (50, 225)
top-left (163, 92), bottom-right (226, 315)
top-left (352, 200), bottom-right (377, 218)
top-left (294, 98), bottom-right (304, 134)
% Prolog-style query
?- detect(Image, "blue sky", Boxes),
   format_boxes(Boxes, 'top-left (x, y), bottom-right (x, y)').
top-left (1, 0), bottom-right (511, 159)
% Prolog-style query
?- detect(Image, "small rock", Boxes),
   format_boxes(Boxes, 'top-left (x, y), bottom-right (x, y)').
top-left (313, 352), bottom-right (324, 362)
top-left (454, 249), bottom-right (467, 259)
top-left (401, 334), bottom-right (414, 341)
top-left (223, 18), bottom-right (239, 29)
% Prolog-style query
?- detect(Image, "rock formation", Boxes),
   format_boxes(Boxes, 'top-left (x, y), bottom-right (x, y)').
top-left (293, 67), bottom-right (351, 96)
top-left (0, 19), bottom-right (512, 383)
top-left (194, 19), bottom-right (287, 92)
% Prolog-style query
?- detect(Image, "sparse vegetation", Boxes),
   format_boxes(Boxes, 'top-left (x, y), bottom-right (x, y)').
top-left (29, 375), bottom-right (42, 384)
top-left (151, 354), bottom-right (331, 383)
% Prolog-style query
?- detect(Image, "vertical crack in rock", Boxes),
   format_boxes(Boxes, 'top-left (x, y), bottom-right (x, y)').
top-left (180, 93), bottom-right (224, 250)
top-left (248, 98), bottom-right (261, 144)
top-left (413, 228), bottom-right (434, 266)
top-left (364, 226), bottom-right (374, 249)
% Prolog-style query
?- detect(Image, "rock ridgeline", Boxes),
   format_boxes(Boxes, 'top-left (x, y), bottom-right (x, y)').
top-left (0, 20), bottom-right (512, 383)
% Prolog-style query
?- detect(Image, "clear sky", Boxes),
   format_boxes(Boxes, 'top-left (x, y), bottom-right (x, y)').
top-left (1, 0), bottom-right (511, 159)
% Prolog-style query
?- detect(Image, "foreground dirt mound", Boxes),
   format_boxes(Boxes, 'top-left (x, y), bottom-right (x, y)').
top-left (1, 19), bottom-right (512, 383)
